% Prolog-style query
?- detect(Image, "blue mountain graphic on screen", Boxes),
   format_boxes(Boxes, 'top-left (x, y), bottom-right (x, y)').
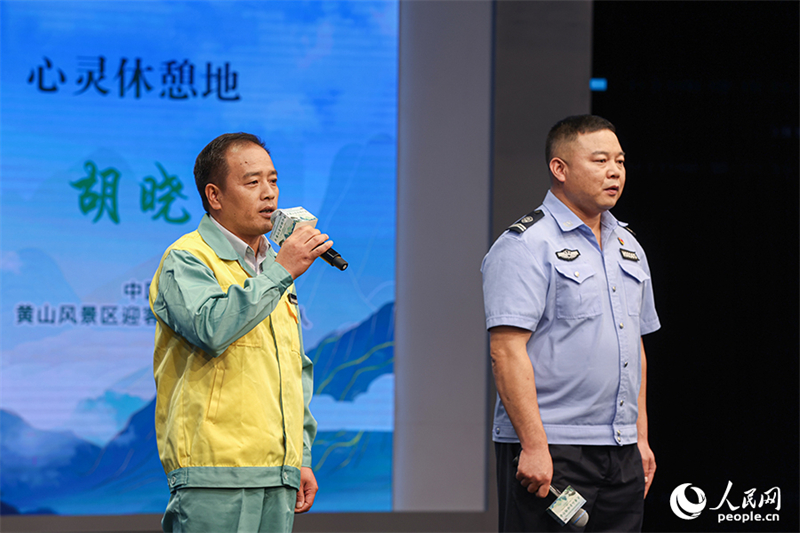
top-left (0, 301), bottom-right (394, 515)
top-left (0, 398), bottom-right (165, 515)
top-left (306, 301), bottom-right (395, 511)
top-left (311, 301), bottom-right (394, 401)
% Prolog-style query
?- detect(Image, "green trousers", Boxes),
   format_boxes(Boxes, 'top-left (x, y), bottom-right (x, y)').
top-left (162, 486), bottom-right (296, 533)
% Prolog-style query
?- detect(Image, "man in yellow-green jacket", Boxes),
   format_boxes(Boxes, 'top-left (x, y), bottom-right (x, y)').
top-left (150, 133), bottom-right (333, 532)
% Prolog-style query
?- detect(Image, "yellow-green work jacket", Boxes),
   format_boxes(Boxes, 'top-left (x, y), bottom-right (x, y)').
top-left (149, 215), bottom-right (316, 492)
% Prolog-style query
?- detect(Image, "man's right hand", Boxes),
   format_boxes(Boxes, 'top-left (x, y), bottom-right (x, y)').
top-left (275, 226), bottom-right (333, 279)
top-left (516, 445), bottom-right (553, 498)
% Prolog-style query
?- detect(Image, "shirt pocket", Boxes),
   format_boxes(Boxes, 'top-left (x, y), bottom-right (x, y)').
top-left (554, 263), bottom-right (602, 319)
top-left (619, 261), bottom-right (650, 317)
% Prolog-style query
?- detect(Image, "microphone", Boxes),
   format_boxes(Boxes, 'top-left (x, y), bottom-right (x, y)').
top-left (513, 453), bottom-right (590, 527)
top-left (548, 485), bottom-right (589, 528)
top-left (271, 207), bottom-right (348, 271)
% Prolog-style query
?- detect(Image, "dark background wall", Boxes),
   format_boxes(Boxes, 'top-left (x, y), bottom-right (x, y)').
top-left (591, 2), bottom-right (799, 531)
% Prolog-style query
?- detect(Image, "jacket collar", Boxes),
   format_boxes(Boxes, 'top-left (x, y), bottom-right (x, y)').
top-left (197, 214), bottom-right (264, 276)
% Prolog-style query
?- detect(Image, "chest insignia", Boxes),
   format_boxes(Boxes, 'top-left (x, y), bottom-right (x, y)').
top-left (508, 209), bottom-right (544, 234)
top-left (620, 249), bottom-right (639, 262)
top-left (555, 249), bottom-right (580, 261)
top-left (288, 293), bottom-right (298, 305)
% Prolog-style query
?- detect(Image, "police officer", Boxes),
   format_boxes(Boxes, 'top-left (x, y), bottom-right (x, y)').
top-left (482, 115), bottom-right (660, 532)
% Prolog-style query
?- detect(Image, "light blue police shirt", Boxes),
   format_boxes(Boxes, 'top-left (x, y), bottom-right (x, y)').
top-left (481, 191), bottom-right (660, 446)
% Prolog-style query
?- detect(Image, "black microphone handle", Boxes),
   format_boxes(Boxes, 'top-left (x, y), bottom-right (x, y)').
top-left (322, 248), bottom-right (348, 271)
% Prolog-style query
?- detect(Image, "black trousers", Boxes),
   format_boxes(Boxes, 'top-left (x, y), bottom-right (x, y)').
top-left (496, 442), bottom-right (645, 532)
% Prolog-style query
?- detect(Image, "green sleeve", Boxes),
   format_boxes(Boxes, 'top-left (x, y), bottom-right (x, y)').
top-left (152, 249), bottom-right (293, 357)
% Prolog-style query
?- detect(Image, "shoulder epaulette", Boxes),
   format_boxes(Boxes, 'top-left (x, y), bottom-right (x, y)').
top-left (507, 210), bottom-right (544, 234)
top-left (623, 225), bottom-right (636, 237)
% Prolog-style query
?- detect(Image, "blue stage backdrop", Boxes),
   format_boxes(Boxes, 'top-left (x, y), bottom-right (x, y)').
top-left (0, 0), bottom-right (397, 515)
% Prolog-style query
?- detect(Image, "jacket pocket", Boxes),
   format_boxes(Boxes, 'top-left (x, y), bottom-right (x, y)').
top-left (206, 366), bottom-right (225, 422)
top-left (554, 263), bottom-right (602, 319)
top-left (230, 328), bottom-right (263, 347)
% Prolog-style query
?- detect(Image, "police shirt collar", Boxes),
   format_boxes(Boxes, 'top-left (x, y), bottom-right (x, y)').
top-left (601, 209), bottom-right (622, 231)
top-left (543, 190), bottom-right (584, 232)
top-left (544, 190), bottom-right (625, 233)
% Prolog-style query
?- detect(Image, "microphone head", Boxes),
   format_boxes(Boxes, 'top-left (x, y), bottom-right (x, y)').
top-left (570, 508), bottom-right (589, 527)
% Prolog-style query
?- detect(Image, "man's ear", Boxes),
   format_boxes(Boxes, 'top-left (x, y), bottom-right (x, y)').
top-left (205, 183), bottom-right (223, 211)
top-left (549, 157), bottom-right (567, 184)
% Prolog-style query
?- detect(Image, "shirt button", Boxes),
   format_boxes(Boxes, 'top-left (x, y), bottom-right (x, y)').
top-left (612, 286), bottom-right (617, 292)
top-left (619, 322), bottom-right (624, 329)
top-left (620, 400), bottom-right (624, 406)
top-left (495, 427), bottom-right (500, 435)
top-left (624, 361), bottom-right (629, 367)
top-left (283, 472), bottom-right (289, 481)
top-left (616, 430), bottom-right (621, 436)
top-left (616, 436), bottom-right (622, 443)
top-left (574, 271), bottom-right (580, 278)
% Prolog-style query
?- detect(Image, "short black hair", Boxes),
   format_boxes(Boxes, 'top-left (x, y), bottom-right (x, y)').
top-left (193, 132), bottom-right (267, 213)
top-left (545, 115), bottom-right (616, 164)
